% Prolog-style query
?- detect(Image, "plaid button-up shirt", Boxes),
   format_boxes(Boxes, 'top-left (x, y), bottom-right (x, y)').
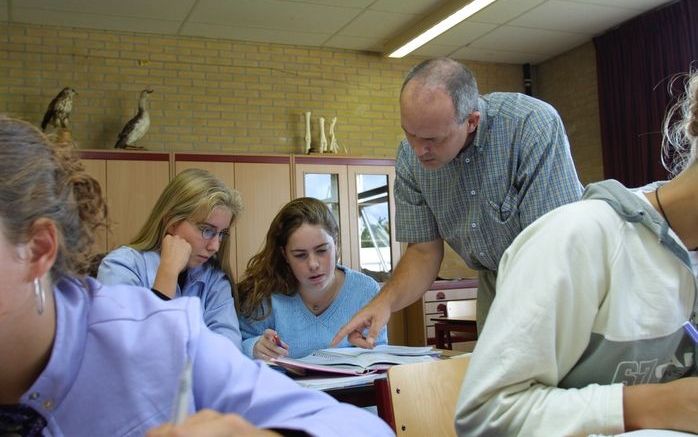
top-left (395, 92), bottom-right (583, 272)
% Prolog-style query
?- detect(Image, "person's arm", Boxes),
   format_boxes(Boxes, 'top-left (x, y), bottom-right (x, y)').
top-left (331, 239), bottom-right (443, 348)
top-left (189, 312), bottom-right (394, 437)
top-left (239, 303), bottom-right (275, 358)
top-left (201, 272), bottom-right (242, 349)
top-left (98, 246), bottom-right (149, 287)
top-left (152, 234), bottom-right (192, 298)
top-left (146, 410), bottom-right (282, 437)
top-left (623, 379), bottom-right (698, 432)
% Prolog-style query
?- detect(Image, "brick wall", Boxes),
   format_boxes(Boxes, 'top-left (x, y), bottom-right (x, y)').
top-left (536, 42), bottom-right (604, 184)
top-left (1, 22), bottom-right (523, 158)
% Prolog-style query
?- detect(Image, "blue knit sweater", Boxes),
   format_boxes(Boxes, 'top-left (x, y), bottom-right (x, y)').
top-left (239, 266), bottom-right (387, 358)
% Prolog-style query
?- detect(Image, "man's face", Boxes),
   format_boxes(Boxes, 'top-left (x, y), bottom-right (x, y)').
top-left (400, 82), bottom-right (478, 170)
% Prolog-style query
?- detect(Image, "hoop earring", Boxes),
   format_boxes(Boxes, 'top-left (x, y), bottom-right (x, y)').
top-left (34, 278), bottom-right (45, 315)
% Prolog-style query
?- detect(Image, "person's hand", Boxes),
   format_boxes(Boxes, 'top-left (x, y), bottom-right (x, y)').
top-left (159, 234), bottom-right (192, 275)
top-left (146, 409), bottom-right (280, 437)
top-left (253, 329), bottom-right (289, 360)
top-left (330, 297), bottom-right (391, 348)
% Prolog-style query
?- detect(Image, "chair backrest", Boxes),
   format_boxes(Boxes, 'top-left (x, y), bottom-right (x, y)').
top-left (446, 299), bottom-right (477, 319)
top-left (386, 355), bottom-right (470, 436)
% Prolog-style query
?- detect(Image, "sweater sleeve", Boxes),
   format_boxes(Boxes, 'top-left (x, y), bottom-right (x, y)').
top-left (455, 202), bottom-right (625, 436)
top-left (239, 305), bottom-right (274, 359)
top-left (190, 311), bottom-right (394, 437)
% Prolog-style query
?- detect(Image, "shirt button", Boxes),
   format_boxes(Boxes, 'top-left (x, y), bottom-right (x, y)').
top-left (29, 392), bottom-right (40, 400)
top-left (471, 223), bottom-right (477, 228)
top-left (465, 158), bottom-right (471, 163)
top-left (470, 190), bottom-right (476, 195)
top-left (479, 252), bottom-right (485, 257)
top-left (43, 399), bottom-right (54, 410)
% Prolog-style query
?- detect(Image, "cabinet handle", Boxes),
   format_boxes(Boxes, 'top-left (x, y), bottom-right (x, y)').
top-left (436, 291), bottom-right (445, 300)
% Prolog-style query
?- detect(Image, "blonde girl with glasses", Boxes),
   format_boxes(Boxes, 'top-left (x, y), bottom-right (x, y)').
top-left (98, 168), bottom-right (244, 347)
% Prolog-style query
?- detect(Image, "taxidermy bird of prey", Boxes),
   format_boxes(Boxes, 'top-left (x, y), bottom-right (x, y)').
top-left (41, 87), bottom-right (77, 131)
top-left (114, 89), bottom-right (154, 149)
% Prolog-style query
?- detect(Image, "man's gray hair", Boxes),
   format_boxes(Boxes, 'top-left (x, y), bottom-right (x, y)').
top-left (401, 57), bottom-right (479, 124)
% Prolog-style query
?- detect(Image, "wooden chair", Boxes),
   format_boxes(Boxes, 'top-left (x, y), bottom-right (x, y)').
top-left (376, 355), bottom-right (470, 436)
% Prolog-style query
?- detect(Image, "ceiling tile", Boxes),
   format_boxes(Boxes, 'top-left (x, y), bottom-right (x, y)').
top-left (188, 0), bottom-right (359, 34)
top-left (510, 0), bottom-right (638, 35)
top-left (13, 8), bottom-right (181, 34)
top-left (428, 20), bottom-right (498, 46)
top-left (468, 0), bottom-right (547, 24)
top-left (16, 0), bottom-right (195, 21)
top-left (565, 0), bottom-right (670, 11)
top-left (339, 10), bottom-right (418, 40)
top-left (470, 25), bottom-right (589, 56)
top-left (411, 43), bottom-right (465, 58)
top-left (450, 45), bottom-right (549, 64)
top-left (180, 22), bottom-right (328, 46)
top-left (369, 0), bottom-right (440, 15)
top-left (322, 34), bottom-right (384, 52)
top-left (284, 0), bottom-right (372, 7)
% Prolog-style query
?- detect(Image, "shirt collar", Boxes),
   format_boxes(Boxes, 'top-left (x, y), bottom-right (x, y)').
top-left (21, 277), bottom-right (91, 413)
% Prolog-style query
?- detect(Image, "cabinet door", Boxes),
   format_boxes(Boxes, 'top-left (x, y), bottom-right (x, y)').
top-left (81, 159), bottom-right (108, 255)
top-left (294, 163), bottom-right (351, 266)
top-left (347, 165), bottom-right (399, 282)
top-left (105, 159), bottom-right (170, 250)
top-left (175, 161), bottom-right (238, 280)
top-left (234, 162), bottom-right (291, 278)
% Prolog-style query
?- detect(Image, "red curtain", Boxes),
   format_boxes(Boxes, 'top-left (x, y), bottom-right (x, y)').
top-left (594, 0), bottom-right (698, 186)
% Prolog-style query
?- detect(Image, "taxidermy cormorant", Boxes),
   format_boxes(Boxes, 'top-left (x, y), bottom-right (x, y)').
top-left (114, 89), bottom-right (154, 149)
top-left (41, 87), bottom-right (77, 131)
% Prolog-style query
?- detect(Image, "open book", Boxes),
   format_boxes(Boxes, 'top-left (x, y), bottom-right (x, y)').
top-left (271, 345), bottom-right (438, 376)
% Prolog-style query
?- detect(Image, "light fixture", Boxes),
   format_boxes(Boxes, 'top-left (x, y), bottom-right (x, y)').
top-left (386, 0), bottom-right (497, 58)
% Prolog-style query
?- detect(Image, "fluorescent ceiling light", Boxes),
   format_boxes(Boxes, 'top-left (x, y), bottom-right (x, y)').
top-left (387, 0), bottom-right (497, 58)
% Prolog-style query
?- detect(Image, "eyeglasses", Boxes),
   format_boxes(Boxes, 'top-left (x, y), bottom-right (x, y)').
top-left (196, 223), bottom-right (229, 242)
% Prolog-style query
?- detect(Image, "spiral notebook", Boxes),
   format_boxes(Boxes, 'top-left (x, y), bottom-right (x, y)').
top-left (271, 345), bottom-right (438, 376)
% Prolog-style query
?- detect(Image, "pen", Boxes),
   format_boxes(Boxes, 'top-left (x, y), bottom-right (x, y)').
top-left (272, 334), bottom-right (289, 356)
top-left (171, 359), bottom-right (192, 425)
top-left (682, 320), bottom-right (698, 344)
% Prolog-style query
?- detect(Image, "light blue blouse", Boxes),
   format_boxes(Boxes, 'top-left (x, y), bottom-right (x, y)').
top-left (98, 245), bottom-right (241, 348)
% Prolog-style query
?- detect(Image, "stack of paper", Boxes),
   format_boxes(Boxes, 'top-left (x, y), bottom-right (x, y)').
top-left (294, 373), bottom-right (386, 391)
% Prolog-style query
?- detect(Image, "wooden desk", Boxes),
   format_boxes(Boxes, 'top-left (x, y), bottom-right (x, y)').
top-left (323, 382), bottom-right (378, 407)
top-left (430, 317), bottom-right (477, 350)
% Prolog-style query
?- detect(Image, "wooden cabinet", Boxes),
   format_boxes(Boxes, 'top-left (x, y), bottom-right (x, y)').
top-left (174, 154), bottom-right (291, 280)
top-left (404, 279), bottom-right (478, 346)
top-left (80, 150), bottom-right (171, 253)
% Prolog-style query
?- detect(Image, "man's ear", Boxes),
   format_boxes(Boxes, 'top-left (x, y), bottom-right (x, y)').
top-left (466, 111), bottom-right (481, 134)
top-left (25, 218), bottom-right (59, 281)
